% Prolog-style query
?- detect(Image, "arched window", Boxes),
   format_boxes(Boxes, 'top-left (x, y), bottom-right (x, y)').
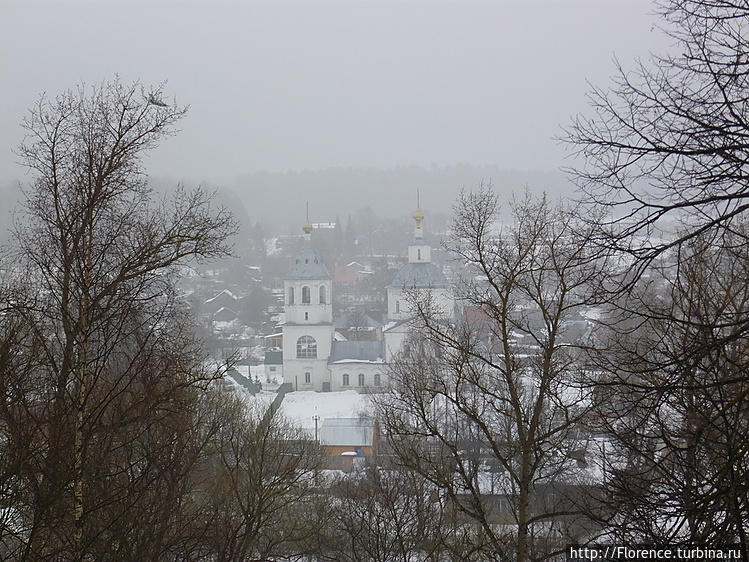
top-left (296, 335), bottom-right (317, 359)
top-left (342, 373), bottom-right (350, 386)
top-left (358, 373), bottom-right (365, 386)
top-left (288, 287), bottom-right (295, 305)
top-left (417, 248), bottom-right (422, 260)
top-left (374, 373), bottom-right (381, 387)
top-left (395, 300), bottom-right (400, 314)
top-left (319, 285), bottom-right (326, 304)
top-left (302, 286), bottom-right (311, 304)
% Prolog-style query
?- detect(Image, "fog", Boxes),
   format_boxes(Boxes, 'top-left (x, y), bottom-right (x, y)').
top-left (1, 0), bottom-right (670, 222)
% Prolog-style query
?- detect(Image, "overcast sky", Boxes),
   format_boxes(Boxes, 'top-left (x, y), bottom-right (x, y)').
top-left (1, 0), bottom-right (670, 186)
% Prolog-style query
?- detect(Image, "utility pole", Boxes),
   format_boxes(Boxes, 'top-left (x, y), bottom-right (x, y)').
top-left (313, 413), bottom-right (320, 487)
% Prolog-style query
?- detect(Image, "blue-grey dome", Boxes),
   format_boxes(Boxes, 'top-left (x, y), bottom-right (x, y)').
top-left (286, 246), bottom-right (331, 280)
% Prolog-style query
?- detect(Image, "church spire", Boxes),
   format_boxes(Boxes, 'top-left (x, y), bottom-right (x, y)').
top-left (408, 190), bottom-right (430, 263)
top-left (303, 201), bottom-right (313, 238)
top-left (413, 189), bottom-right (424, 239)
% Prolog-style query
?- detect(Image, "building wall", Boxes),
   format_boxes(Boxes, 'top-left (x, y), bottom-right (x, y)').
top-left (283, 278), bottom-right (332, 324)
top-left (408, 242), bottom-right (431, 263)
top-left (329, 362), bottom-right (385, 392)
top-left (282, 323), bottom-right (334, 391)
top-left (283, 268), bottom-right (334, 390)
top-left (264, 363), bottom-right (283, 382)
top-left (387, 286), bottom-right (453, 322)
top-left (284, 358), bottom-right (331, 391)
top-left (383, 324), bottom-right (409, 363)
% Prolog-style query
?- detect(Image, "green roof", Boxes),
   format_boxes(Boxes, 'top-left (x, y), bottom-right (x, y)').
top-left (264, 351), bottom-right (283, 365)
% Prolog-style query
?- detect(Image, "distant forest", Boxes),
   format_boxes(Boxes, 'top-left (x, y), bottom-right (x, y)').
top-left (0, 166), bottom-right (571, 248)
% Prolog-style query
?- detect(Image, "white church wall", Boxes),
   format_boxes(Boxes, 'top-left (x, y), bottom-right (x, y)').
top-left (329, 362), bottom-right (386, 392)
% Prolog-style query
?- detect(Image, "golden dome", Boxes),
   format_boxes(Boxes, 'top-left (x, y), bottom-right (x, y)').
top-left (413, 206), bottom-right (424, 225)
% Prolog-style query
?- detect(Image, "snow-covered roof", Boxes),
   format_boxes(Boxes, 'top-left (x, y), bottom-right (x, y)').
top-left (382, 317), bottom-right (413, 332)
top-left (213, 306), bottom-right (237, 317)
top-left (205, 288), bottom-right (237, 304)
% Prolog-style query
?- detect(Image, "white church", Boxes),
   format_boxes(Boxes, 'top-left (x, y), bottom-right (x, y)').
top-left (281, 205), bottom-right (454, 392)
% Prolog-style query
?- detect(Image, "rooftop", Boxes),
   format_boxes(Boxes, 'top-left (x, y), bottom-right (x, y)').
top-left (329, 340), bottom-right (385, 363)
top-left (388, 261), bottom-right (448, 289)
top-left (286, 245), bottom-right (331, 280)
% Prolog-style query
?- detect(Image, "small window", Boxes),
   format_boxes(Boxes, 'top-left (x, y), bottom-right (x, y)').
top-left (417, 248), bottom-right (422, 260)
top-left (269, 366), bottom-right (276, 372)
top-left (288, 287), bottom-right (295, 305)
top-left (305, 372), bottom-right (311, 384)
top-left (342, 373), bottom-right (350, 386)
top-left (395, 300), bottom-right (400, 314)
top-left (304, 311), bottom-right (309, 321)
top-left (374, 373), bottom-right (381, 387)
top-left (319, 285), bottom-right (326, 304)
top-left (499, 497), bottom-right (509, 513)
top-left (358, 373), bottom-right (365, 386)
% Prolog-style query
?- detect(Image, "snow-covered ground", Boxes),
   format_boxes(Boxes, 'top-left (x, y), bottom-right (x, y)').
top-left (230, 365), bottom-right (373, 431)
top-left (279, 390), bottom-right (373, 430)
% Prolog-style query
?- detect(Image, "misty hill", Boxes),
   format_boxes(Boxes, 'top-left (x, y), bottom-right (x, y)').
top-left (1, 166), bottom-right (578, 246)
top-left (223, 165), bottom-right (575, 229)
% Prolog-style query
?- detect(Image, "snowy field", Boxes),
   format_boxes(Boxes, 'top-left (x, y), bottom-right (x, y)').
top-left (229, 366), bottom-right (374, 432)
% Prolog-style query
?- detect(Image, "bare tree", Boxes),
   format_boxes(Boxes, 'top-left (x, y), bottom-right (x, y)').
top-left (0, 78), bottom-right (235, 560)
top-left (0, 286), bottom-right (47, 559)
top-left (564, 4), bottom-right (749, 551)
top-left (379, 187), bottom-right (608, 562)
top-left (588, 226), bottom-right (749, 553)
top-left (313, 461), bottom-right (448, 562)
top-left (565, 0), bottom-right (749, 266)
top-left (197, 389), bottom-right (324, 562)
